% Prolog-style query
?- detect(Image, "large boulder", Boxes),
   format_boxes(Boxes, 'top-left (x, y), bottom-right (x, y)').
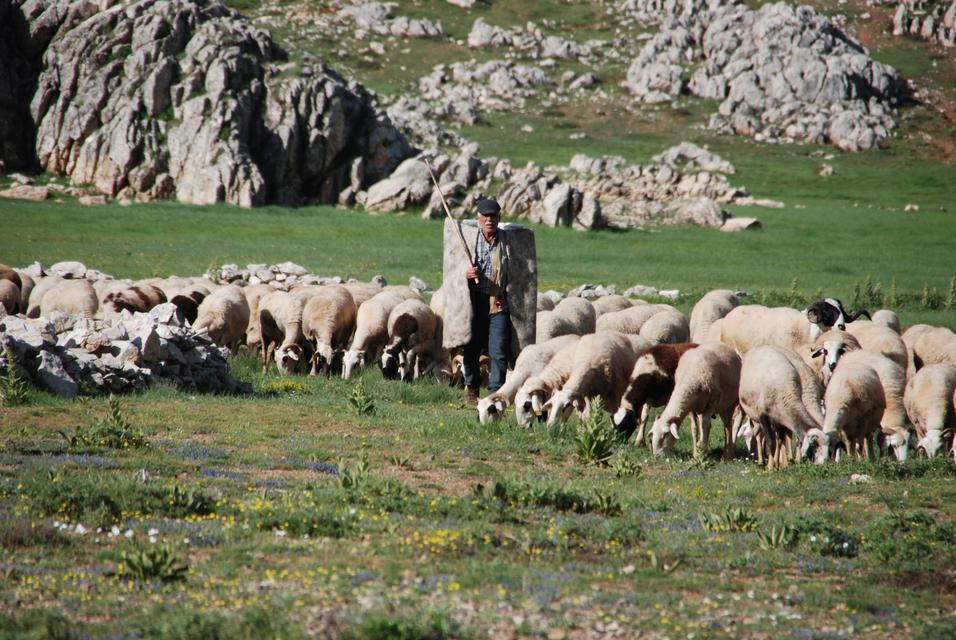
top-left (3, 0), bottom-right (412, 205)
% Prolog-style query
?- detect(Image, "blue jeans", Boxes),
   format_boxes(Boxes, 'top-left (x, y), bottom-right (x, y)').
top-left (463, 294), bottom-right (510, 393)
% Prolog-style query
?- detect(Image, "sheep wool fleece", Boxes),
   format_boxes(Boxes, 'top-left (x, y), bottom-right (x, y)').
top-left (442, 219), bottom-right (537, 362)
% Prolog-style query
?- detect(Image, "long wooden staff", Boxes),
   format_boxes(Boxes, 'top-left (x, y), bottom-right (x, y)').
top-left (424, 158), bottom-right (478, 284)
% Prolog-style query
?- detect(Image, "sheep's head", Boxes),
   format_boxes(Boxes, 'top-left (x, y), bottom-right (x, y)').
top-left (342, 350), bottom-right (366, 379)
top-left (545, 390), bottom-right (584, 430)
top-left (379, 347), bottom-right (401, 380)
top-left (276, 343), bottom-right (303, 375)
top-left (800, 428), bottom-right (841, 464)
top-left (878, 430), bottom-right (912, 462)
top-left (477, 395), bottom-right (508, 425)
top-left (514, 388), bottom-right (535, 428)
top-left (916, 431), bottom-right (946, 459)
top-left (310, 344), bottom-right (336, 377)
top-left (650, 416), bottom-right (679, 456)
top-left (809, 336), bottom-right (859, 385)
top-left (612, 405), bottom-right (638, 441)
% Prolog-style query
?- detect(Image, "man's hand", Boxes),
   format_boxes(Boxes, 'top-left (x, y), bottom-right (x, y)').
top-left (466, 265), bottom-right (480, 281)
top-left (494, 296), bottom-right (505, 310)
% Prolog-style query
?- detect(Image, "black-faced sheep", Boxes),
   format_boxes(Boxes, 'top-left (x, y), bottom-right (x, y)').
top-left (803, 298), bottom-right (870, 332)
top-left (649, 342), bottom-right (741, 460)
top-left (192, 284), bottom-right (251, 354)
top-left (544, 331), bottom-right (647, 430)
top-left (739, 346), bottom-right (824, 469)
top-left (612, 342), bottom-right (699, 445)
top-left (477, 334), bottom-right (581, 425)
top-left (904, 363), bottom-right (956, 459)
top-left (258, 291), bottom-right (308, 375)
top-left (536, 296), bottom-right (596, 342)
top-left (689, 289), bottom-right (741, 344)
top-left (302, 286), bottom-right (357, 376)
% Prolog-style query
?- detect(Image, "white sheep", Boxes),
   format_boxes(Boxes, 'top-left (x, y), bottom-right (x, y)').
top-left (911, 327), bottom-right (956, 371)
top-left (592, 295), bottom-right (633, 317)
top-left (649, 342), bottom-right (741, 460)
top-left (240, 283), bottom-right (276, 351)
top-left (804, 362), bottom-right (885, 463)
top-left (639, 308), bottom-right (690, 344)
top-left (846, 322), bottom-right (908, 370)
top-left (707, 305), bottom-right (815, 355)
top-left (847, 309), bottom-right (901, 335)
top-left (342, 289), bottom-right (418, 379)
top-left (544, 331), bottom-right (647, 430)
top-left (689, 289), bottom-right (740, 343)
top-left (738, 346), bottom-right (824, 469)
top-left (381, 298), bottom-right (438, 382)
top-left (39, 279), bottom-right (98, 319)
top-left (595, 304), bottom-right (672, 335)
top-left (25, 275), bottom-right (64, 318)
top-left (343, 281), bottom-right (384, 308)
top-left (422, 287), bottom-right (453, 382)
top-left (904, 363), bottom-right (956, 459)
top-left (536, 296), bottom-right (596, 341)
top-left (514, 340), bottom-right (580, 428)
top-left (258, 290), bottom-right (308, 375)
top-left (537, 293), bottom-right (555, 312)
top-left (302, 285), bottom-right (357, 376)
top-left (901, 323), bottom-right (936, 377)
top-left (477, 335), bottom-right (581, 424)
top-left (192, 284), bottom-right (251, 354)
top-left (14, 269), bottom-right (35, 314)
top-left (806, 330), bottom-right (862, 383)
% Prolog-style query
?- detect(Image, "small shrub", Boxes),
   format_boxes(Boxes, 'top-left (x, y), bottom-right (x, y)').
top-left (119, 539), bottom-right (189, 583)
top-left (698, 507), bottom-right (758, 533)
top-left (337, 453), bottom-right (371, 490)
top-left (0, 345), bottom-right (30, 406)
top-left (349, 377), bottom-right (376, 416)
top-left (575, 405), bottom-right (619, 466)
top-left (863, 510), bottom-right (955, 568)
top-left (480, 479), bottom-right (621, 516)
top-left (59, 394), bottom-right (148, 450)
top-left (261, 379), bottom-right (310, 396)
top-left (612, 448), bottom-right (643, 478)
top-left (645, 549), bottom-right (683, 574)
top-left (346, 609), bottom-right (464, 640)
top-left (756, 524), bottom-right (798, 550)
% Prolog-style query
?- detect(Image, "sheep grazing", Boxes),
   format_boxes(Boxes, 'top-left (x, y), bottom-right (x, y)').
top-left (592, 295), bottom-right (633, 317)
top-left (649, 342), bottom-right (741, 460)
top-left (738, 346), bottom-right (824, 469)
top-left (904, 363), bottom-right (956, 459)
top-left (544, 331), bottom-right (647, 430)
top-left (595, 304), bottom-right (672, 335)
top-left (477, 335), bottom-right (580, 425)
top-left (302, 286), bottom-right (357, 376)
top-left (689, 289), bottom-right (741, 343)
top-left (846, 322), bottom-right (908, 370)
top-left (39, 279), bottom-right (98, 319)
top-left (240, 283), bottom-right (276, 351)
top-left (536, 296), bottom-right (596, 342)
top-left (192, 285), bottom-right (251, 354)
top-left (100, 283), bottom-right (168, 317)
top-left (258, 291), bottom-right (308, 375)
top-left (342, 289), bottom-right (416, 380)
top-left (707, 305), bottom-right (815, 355)
top-left (613, 342), bottom-right (699, 445)
top-left (838, 351), bottom-right (913, 461)
top-left (25, 275), bottom-right (64, 318)
top-left (380, 298), bottom-right (438, 382)
top-left (804, 362), bottom-right (885, 463)
top-left (911, 327), bottom-right (956, 371)
top-left (168, 282), bottom-right (213, 324)
top-left (0, 280), bottom-right (20, 315)
top-left (638, 307), bottom-right (690, 344)
top-left (514, 340), bottom-right (580, 428)
top-left (803, 298), bottom-right (870, 332)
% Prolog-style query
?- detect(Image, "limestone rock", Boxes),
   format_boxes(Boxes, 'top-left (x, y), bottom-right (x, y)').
top-left (0, 185), bottom-right (49, 201)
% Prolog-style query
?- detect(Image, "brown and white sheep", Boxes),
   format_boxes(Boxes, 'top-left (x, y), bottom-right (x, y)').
top-left (381, 298), bottom-right (438, 382)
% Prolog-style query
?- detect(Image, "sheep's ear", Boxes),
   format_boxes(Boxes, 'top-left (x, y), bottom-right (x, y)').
top-left (494, 399), bottom-right (506, 414)
top-left (669, 422), bottom-right (679, 441)
top-left (810, 347), bottom-right (824, 358)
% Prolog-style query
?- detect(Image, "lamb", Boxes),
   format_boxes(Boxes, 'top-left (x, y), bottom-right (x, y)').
top-left (240, 283), bottom-right (276, 351)
top-left (846, 322), bottom-right (908, 370)
top-left (707, 305), bottom-right (816, 355)
top-left (612, 342), bottom-right (699, 445)
top-left (39, 279), bottom-right (98, 318)
top-left (380, 298), bottom-right (438, 382)
top-left (911, 327), bottom-right (956, 371)
top-left (0, 280), bottom-right (19, 315)
top-left (592, 295), bottom-right (633, 317)
top-left (342, 289), bottom-right (418, 379)
top-left (302, 285), bottom-right (357, 376)
top-left (514, 340), bottom-right (580, 428)
top-left (649, 342), bottom-right (741, 460)
top-left (595, 304), bottom-right (672, 335)
top-left (738, 346), bottom-right (824, 469)
top-left (192, 284), bottom-right (251, 354)
top-left (258, 291), bottom-right (308, 375)
top-left (904, 363), bottom-right (956, 459)
top-left (639, 308), bottom-right (690, 344)
top-left (25, 275), bottom-right (64, 318)
top-left (689, 289), bottom-right (741, 343)
top-left (804, 362), bottom-right (885, 463)
top-left (536, 296), bottom-right (596, 341)
top-left (477, 334), bottom-right (581, 424)
top-left (803, 298), bottom-right (870, 332)
top-left (544, 331), bottom-right (647, 430)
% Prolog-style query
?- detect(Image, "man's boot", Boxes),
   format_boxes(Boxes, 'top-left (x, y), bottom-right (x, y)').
top-left (465, 386), bottom-right (479, 405)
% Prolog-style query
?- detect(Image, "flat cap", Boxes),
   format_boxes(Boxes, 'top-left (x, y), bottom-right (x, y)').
top-left (476, 198), bottom-right (501, 217)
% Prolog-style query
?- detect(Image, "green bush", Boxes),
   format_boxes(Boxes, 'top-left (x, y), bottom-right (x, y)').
top-left (120, 539), bottom-right (189, 582)
top-left (478, 478), bottom-right (622, 516)
top-left (0, 345), bottom-right (30, 407)
top-left (574, 405), bottom-right (620, 466)
top-left (346, 609), bottom-right (466, 640)
top-left (58, 395), bottom-right (149, 450)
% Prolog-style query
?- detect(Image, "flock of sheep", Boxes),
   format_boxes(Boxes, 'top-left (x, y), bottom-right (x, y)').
top-left (3, 261), bottom-right (956, 468)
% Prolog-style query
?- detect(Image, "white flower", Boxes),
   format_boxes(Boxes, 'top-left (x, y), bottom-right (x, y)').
top-left (124, 529), bottom-right (134, 538)
top-left (149, 536), bottom-right (157, 544)
top-left (810, 535), bottom-right (817, 542)
top-left (75, 524), bottom-right (88, 535)
top-left (183, 538), bottom-right (190, 545)
top-left (842, 542), bottom-right (849, 548)
top-left (275, 529), bottom-right (287, 537)
top-left (148, 528), bottom-right (159, 536)
top-left (110, 525), bottom-right (121, 537)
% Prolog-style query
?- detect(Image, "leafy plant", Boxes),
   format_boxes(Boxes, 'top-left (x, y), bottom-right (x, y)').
top-left (645, 549), bottom-right (683, 574)
top-left (349, 377), bottom-right (376, 416)
top-left (574, 405), bottom-right (619, 466)
top-left (165, 484), bottom-right (216, 519)
top-left (756, 524), bottom-right (798, 550)
top-left (698, 507), bottom-right (758, 533)
top-left (337, 453), bottom-right (371, 490)
top-left (612, 448), bottom-right (643, 478)
top-left (261, 379), bottom-right (310, 396)
top-left (0, 345), bottom-right (30, 406)
top-left (120, 539), bottom-right (189, 583)
top-left (58, 394), bottom-right (148, 450)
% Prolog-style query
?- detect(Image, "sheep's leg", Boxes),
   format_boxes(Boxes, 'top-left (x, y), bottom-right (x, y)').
top-left (720, 409), bottom-right (736, 461)
top-left (697, 414), bottom-right (712, 459)
top-left (635, 404), bottom-right (651, 448)
top-left (263, 341), bottom-right (276, 374)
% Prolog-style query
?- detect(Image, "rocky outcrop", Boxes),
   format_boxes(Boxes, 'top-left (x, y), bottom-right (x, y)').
top-left (467, 18), bottom-right (588, 60)
top-left (5, 0), bottom-right (412, 205)
top-left (339, 2), bottom-right (443, 39)
top-left (622, 2), bottom-right (902, 151)
top-left (892, 0), bottom-right (956, 47)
